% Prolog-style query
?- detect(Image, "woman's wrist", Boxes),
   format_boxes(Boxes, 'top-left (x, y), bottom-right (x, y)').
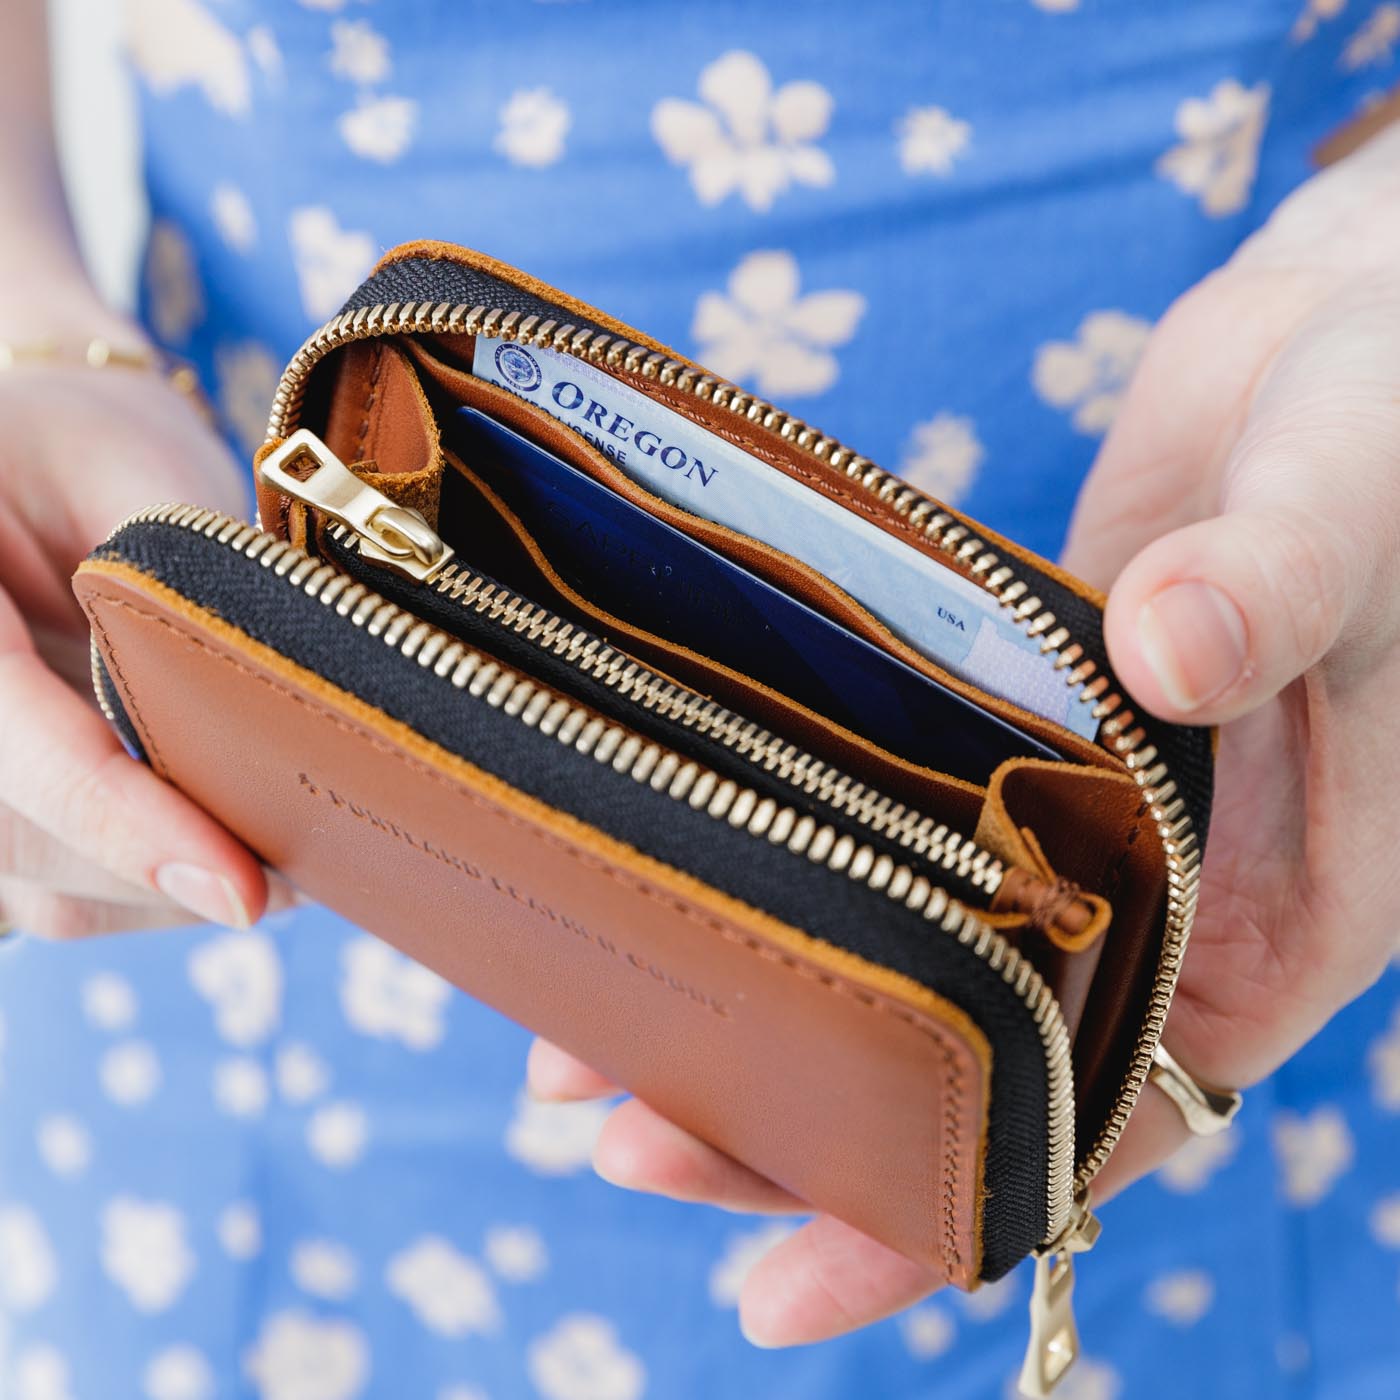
top-left (0, 276), bottom-right (148, 359)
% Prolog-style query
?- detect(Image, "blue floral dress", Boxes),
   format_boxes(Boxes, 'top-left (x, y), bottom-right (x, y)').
top-left (3, 3), bottom-right (1400, 1397)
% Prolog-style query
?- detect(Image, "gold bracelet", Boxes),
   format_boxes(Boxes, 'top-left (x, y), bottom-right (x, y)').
top-left (0, 335), bottom-right (208, 411)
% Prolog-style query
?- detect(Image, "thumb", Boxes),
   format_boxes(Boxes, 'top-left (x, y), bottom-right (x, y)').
top-left (1102, 448), bottom-right (1372, 727)
top-left (1101, 279), bottom-right (1400, 726)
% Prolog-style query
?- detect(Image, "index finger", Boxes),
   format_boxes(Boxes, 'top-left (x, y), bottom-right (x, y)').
top-left (0, 591), bottom-right (267, 927)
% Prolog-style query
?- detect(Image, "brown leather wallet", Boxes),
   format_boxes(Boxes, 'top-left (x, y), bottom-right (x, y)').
top-left (74, 244), bottom-right (1212, 1396)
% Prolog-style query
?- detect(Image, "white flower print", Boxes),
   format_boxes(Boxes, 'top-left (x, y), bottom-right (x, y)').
top-left (289, 207), bottom-right (377, 323)
top-left (707, 1221), bottom-right (796, 1306)
top-left (1052, 1357), bottom-right (1123, 1400)
top-left (211, 183), bottom-right (257, 253)
top-left (1292, 0), bottom-right (1347, 43)
top-left (1155, 1124), bottom-right (1240, 1193)
top-left (125, 0), bottom-right (251, 117)
top-left (386, 1237), bottom-right (501, 1337)
top-left (693, 250), bottom-right (865, 398)
top-left (900, 1303), bottom-right (956, 1359)
top-left (291, 1239), bottom-right (358, 1300)
top-left (243, 1310), bottom-right (369, 1400)
top-left (144, 1346), bottom-right (214, 1400)
top-left (1370, 1192), bottom-right (1400, 1247)
top-left (1144, 1269), bottom-right (1215, 1325)
top-left (213, 1056), bottom-right (270, 1117)
top-left (1156, 79), bottom-right (1270, 218)
top-left (82, 971), bottom-right (138, 1030)
top-left (1343, 4), bottom-right (1400, 68)
top-left (504, 1091), bottom-right (610, 1175)
top-left (1032, 310), bottom-right (1151, 435)
top-left (218, 1201), bottom-right (262, 1259)
top-left (215, 342), bottom-right (281, 456)
top-left (1273, 1105), bottom-right (1355, 1205)
top-left (0, 1206), bottom-right (58, 1310)
top-left (897, 106), bottom-right (971, 177)
top-left (101, 1198), bottom-right (196, 1312)
top-left (1368, 1002), bottom-right (1400, 1108)
top-left (339, 95), bottom-right (418, 163)
top-left (527, 1315), bottom-right (645, 1400)
top-left (306, 1101), bottom-right (369, 1168)
top-left (898, 413), bottom-right (985, 503)
top-left (484, 1224), bottom-right (549, 1283)
top-left (145, 220), bottom-right (204, 345)
top-left (652, 50), bottom-right (834, 212)
top-left (1277, 1333), bottom-right (1311, 1374)
top-left (247, 26), bottom-right (284, 86)
top-left (12, 1345), bottom-right (73, 1400)
top-left (329, 20), bottom-right (390, 85)
top-left (496, 89), bottom-right (572, 168)
top-left (100, 1040), bottom-right (162, 1105)
top-left (958, 1271), bottom-right (1020, 1321)
top-left (340, 936), bottom-right (452, 1050)
top-left (189, 929), bottom-right (282, 1046)
top-left (37, 1114), bottom-right (92, 1177)
top-left (276, 1041), bottom-right (331, 1104)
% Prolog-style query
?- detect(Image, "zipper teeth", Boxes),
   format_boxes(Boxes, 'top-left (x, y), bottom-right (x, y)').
top-left (90, 637), bottom-right (118, 725)
top-left (327, 523), bottom-right (1007, 894)
top-left (105, 499), bottom-right (1078, 1241)
top-left (264, 295), bottom-right (1202, 1196)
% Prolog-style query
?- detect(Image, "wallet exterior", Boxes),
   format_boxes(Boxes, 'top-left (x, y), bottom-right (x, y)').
top-left (76, 558), bottom-right (992, 1289)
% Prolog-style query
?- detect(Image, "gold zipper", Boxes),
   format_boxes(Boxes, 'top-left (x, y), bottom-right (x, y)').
top-left (97, 497), bottom-right (1075, 1243)
top-left (263, 301), bottom-right (1202, 1191)
top-left (264, 432), bottom-right (1093, 928)
top-left (251, 296), bottom-right (1207, 1396)
top-left (330, 518), bottom-right (1006, 896)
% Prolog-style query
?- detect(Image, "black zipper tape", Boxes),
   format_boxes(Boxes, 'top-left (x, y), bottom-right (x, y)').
top-left (93, 516), bottom-right (1050, 1276)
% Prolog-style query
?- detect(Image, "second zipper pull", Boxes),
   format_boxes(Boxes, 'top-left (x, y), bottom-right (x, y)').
top-left (260, 428), bottom-right (454, 583)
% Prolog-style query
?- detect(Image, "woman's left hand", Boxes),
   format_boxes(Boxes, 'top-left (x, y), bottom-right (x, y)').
top-left (524, 122), bottom-right (1400, 1346)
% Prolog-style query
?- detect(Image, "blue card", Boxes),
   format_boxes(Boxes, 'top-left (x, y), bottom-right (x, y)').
top-left (449, 407), bottom-right (1062, 784)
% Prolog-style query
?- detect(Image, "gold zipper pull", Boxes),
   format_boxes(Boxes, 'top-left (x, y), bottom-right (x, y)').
top-left (259, 428), bottom-right (454, 583)
top-left (1018, 1193), bottom-right (1101, 1398)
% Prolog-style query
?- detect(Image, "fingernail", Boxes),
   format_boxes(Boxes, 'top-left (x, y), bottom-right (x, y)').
top-left (591, 1138), bottom-right (639, 1190)
top-left (1137, 581), bottom-right (1247, 712)
top-left (739, 1304), bottom-right (781, 1349)
top-left (155, 863), bottom-right (251, 927)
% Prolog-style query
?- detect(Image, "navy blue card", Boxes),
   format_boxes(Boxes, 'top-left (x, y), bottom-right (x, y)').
top-left (449, 407), bottom-right (1060, 783)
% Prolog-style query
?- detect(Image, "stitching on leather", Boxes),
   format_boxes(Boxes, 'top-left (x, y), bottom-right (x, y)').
top-left (1104, 794), bottom-right (1150, 902)
top-left (642, 379), bottom-right (951, 554)
top-left (940, 1036), bottom-right (962, 1273)
top-left (88, 607), bottom-right (169, 776)
top-left (356, 343), bottom-right (385, 463)
top-left (93, 592), bottom-right (982, 1276)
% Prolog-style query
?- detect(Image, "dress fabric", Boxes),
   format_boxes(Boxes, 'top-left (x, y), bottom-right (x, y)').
top-left (3, 3), bottom-right (1400, 1398)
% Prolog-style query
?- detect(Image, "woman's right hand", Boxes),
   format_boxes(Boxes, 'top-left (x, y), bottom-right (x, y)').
top-left (0, 294), bottom-right (277, 938)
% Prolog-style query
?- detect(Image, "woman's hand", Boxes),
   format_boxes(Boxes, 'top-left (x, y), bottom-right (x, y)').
top-left (523, 124), bottom-right (1400, 1343)
top-left (0, 296), bottom-right (276, 938)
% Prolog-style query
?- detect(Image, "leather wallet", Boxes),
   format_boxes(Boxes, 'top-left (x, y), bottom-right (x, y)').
top-left (74, 244), bottom-right (1213, 1395)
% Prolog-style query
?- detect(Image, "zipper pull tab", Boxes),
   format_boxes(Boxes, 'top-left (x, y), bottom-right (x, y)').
top-left (1018, 1194), bottom-right (1101, 1398)
top-left (259, 428), bottom-right (454, 583)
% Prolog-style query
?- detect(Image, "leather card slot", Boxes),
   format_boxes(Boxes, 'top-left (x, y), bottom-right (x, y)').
top-left (435, 444), bottom-right (987, 828)
top-left (394, 340), bottom-right (1116, 778)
